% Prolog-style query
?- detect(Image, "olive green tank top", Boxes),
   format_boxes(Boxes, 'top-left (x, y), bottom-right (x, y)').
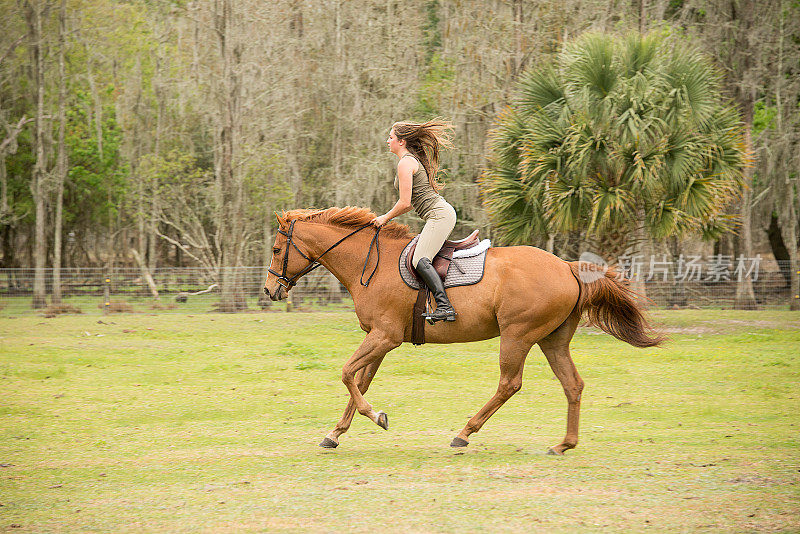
top-left (393, 154), bottom-right (443, 219)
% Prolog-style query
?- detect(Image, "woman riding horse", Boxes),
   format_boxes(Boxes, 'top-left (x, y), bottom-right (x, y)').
top-left (264, 206), bottom-right (664, 453)
top-left (372, 119), bottom-right (457, 323)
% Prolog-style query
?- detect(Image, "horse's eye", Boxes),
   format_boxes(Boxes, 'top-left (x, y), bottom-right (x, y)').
top-left (273, 248), bottom-right (281, 255)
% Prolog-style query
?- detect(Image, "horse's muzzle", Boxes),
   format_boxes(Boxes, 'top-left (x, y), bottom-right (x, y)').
top-left (265, 285), bottom-right (287, 301)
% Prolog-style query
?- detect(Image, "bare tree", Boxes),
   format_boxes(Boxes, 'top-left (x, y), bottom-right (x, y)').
top-left (22, 0), bottom-right (50, 309)
top-left (0, 25), bottom-right (28, 230)
top-left (211, 0), bottom-right (246, 311)
top-left (0, 115), bottom-right (35, 225)
top-left (760, 0), bottom-right (800, 310)
top-left (51, 0), bottom-right (66, 304)
top-left (680, 0), bottom-right (772, 309)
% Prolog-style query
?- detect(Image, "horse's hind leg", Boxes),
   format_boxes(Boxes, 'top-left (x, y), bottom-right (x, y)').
top-left (537, 313), bottom-right (584, 455)
top-left (320, 356), bottom-right (385, 448)
top-left (451, 335), bottom-right (532, 447)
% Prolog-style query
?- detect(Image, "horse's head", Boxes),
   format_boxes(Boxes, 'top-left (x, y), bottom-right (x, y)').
top-left (263, 213), bottom-right (316, 301)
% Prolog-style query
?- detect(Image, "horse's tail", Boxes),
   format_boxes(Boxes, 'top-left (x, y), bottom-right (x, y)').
top-left (568, 261), bottom-right (665, 348)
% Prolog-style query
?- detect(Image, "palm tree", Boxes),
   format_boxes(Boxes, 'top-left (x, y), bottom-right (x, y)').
top-left (480, 32), bottom-right (748, 271)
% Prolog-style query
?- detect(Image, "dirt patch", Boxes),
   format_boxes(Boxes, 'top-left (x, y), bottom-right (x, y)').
top-left (41, 303), bottom-right (83, 317)
top-left (96, 301), bottom-right (135, 313)
top-left (149, 302), bottom-right (178, 311)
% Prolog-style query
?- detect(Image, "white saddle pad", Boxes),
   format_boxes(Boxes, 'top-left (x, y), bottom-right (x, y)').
top-left (398, 237), bottom-right (492, 290)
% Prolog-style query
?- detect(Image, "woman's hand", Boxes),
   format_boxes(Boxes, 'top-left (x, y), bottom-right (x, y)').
top-left (371, 214), bottom-right (390, 227)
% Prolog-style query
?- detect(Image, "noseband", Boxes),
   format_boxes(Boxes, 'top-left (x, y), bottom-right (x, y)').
top-left (267, 220), bottom-right (381, 291)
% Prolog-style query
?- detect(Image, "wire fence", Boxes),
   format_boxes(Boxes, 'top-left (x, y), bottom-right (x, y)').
top-left (0, 267), bottom-right (350, 316)
top-left (0, 257), bottom-right (796, 316)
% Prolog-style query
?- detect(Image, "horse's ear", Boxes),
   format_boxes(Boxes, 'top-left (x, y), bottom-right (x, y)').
top-left (275, 212), bottom-right (286, 227)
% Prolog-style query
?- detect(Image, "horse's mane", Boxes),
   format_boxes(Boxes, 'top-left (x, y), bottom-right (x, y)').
top-left (281, 206), bottom-right (413, 240)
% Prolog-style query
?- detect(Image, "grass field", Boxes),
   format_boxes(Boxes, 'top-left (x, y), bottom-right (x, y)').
top-left (1, 309), bottom-right (799, 532)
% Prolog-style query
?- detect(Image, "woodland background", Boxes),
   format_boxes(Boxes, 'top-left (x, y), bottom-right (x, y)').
top-left (1, 0), bottom-right (799, 310)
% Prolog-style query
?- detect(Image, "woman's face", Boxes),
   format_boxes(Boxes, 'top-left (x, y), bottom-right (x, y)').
top-left (386, 128), bottom-right (405, 155)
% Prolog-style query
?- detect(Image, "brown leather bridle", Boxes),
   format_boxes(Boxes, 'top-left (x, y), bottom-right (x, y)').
top-left (266, 219), bottom-right (382, 292)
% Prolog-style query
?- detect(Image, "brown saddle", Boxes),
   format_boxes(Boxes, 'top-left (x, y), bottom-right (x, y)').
top-left (407, 229), bottom-right (480, 346)
top-left (405, 229), bottom-right (480, 282)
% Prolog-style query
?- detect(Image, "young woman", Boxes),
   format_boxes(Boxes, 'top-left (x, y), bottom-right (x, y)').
top-left (371, 119), bottom-right (457, 323)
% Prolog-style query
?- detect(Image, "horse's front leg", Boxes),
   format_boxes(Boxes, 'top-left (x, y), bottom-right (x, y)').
top-left (320, 356), bottom-right (385, 448)
top-left (323, 330), bottom-right (400, 447)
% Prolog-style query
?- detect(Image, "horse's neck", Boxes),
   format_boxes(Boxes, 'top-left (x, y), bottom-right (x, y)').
top-left (302, 223), bottom-right (404, 290)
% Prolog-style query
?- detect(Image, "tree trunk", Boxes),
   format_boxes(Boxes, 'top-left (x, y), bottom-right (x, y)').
top-left (0, 153), bottom-right (8, 222)
top-left (51, 0), bottom-right (67, 305)
top-left (546, 232), bottom-right (554, 254)
top-left (734, 114), bottom-right (758, 309)
top-left (1, 116), bottom-right (34, 225)
top-left (131, 248), bottom-right (160, 299)
top-left (767, 214), bottom-right (791, 286)
top-left (1, 223), bottom-right (13, 270)
top-left (85, 53), bottom-right (103, 161)
top-left (215, 0), bottom-right (245, 312)
top-left (148, 185), bottom-right (158, 273)
top-left (257, 209), bottom-right (273, 308)
top-left (149, 35), bottom-right (166, 275)
top-left (667, 235), bottom-right (687, 308)
top-left (132, 56), bottom-right (147, 268)
top-left (782, 179), bottom-right (799, 310)
top-left (84, 44), bottom-right (113, 268)
top-left (773, 3), bottom-right (798, 311)
top-left (512, 0), bottom-right (523, 78)
top-left (639, 0), bottom-right (647, 34)
top-left (26, 0), bottom-right (48, 309)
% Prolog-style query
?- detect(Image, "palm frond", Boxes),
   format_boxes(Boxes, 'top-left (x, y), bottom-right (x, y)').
top-left (564, 33), bottom-right (618, 100)
top-left (480, 31), bottom-right (748, 247)
top-left (620, 33), bottom-right (660, 76)
top-left (645, 200), bottom-right (683, 239)
top-left (517, 66), bottom-right (565, 118)
top-left (588, 185), bottom-right (637, 234)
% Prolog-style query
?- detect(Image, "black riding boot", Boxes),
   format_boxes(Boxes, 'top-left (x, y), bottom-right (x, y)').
top-left (415, 257), bottom-right (457, 323)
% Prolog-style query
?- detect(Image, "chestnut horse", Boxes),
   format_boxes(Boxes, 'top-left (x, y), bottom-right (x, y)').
top-left (263, 207), bottom-right (663, 454)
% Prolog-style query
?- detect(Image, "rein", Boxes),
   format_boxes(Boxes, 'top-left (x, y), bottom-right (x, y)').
top-left (268, 220), bottom-right (381, 290)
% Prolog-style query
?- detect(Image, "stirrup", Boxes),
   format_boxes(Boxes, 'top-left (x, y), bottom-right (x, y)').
top-left (424, 308), bottom-right (457, 325)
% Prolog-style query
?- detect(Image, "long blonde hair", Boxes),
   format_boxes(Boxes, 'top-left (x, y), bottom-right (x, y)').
top-left (392, 119), bottom-right (455, 192)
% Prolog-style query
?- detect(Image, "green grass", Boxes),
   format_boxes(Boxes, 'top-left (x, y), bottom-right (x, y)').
top-left (1, 310), bottom-right (799, 532)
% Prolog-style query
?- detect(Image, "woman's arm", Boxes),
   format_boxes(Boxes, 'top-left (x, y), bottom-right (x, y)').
top-left (372, 159), bottom-right (414, 226)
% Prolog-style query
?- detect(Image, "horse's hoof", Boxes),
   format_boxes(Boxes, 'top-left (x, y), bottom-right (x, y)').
top-left (450, 437), bottom-right (469, 448)
top-left (546, 446), bottom-right (564, 456)
top-left (376, 411), bottom-right (389, 430)
top-left (319, 437), bottom-right (339, 449)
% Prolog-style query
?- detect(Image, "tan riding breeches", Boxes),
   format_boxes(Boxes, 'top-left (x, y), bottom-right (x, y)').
top-left (411, 197), bottom-right (457, 268)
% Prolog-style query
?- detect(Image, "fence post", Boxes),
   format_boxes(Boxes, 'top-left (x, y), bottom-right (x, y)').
top-left (103, 275), bottom-right (110, 315)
